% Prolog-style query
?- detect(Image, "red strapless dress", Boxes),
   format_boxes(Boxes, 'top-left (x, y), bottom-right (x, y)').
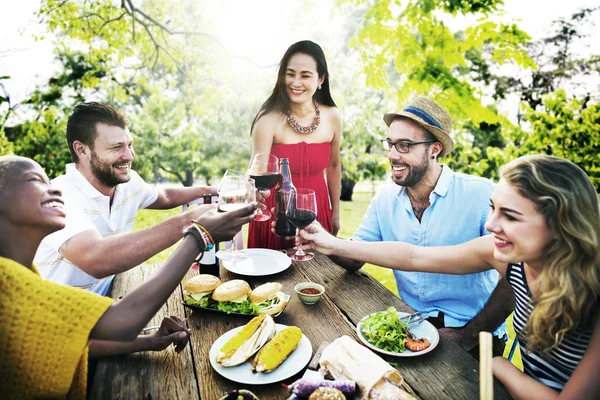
top-left (248, 142), bottom-right (333, 250)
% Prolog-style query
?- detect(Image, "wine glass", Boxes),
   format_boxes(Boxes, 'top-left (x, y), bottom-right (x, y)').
top-left (247, 153), bottom-right (280, 221)
top-left (218, 169), bottom-right (246, 192)
top-left (218, 169), bottom-right (247, 250)
top-left (286, 188), bottom-right (317, 261)
top-left (215, 176), bottom-right (256, 261)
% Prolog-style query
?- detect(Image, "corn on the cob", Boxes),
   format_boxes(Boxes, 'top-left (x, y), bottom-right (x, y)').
top-left (220, 315), bottom-right (275, 367)
top-left (252, 326), bottom-right (302, 373)
top-left (217, 315), bottom-right (266, 363)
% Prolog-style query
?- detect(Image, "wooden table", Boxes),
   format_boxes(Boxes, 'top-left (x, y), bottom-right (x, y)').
top-left (90, 252), bottom-right (510, 400)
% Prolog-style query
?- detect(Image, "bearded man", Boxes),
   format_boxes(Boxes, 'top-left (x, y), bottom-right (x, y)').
top-left (333, 96), bottom-right (513, 356)
top-left (34, 102), bottom-right (216, 296)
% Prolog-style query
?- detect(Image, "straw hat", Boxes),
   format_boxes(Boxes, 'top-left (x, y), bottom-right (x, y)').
top-left (383, 96), bottom-right (454, 157)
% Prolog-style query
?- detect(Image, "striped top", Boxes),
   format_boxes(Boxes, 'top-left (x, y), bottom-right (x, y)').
top-left (507, 262), bottom-right (593, 391)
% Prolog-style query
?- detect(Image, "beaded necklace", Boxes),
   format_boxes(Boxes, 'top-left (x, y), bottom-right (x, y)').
top-left (287, 100), bottom-right (320, 135)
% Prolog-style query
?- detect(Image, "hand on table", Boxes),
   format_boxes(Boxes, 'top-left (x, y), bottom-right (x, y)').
top-left (149, 316), bottom-right (191, 353)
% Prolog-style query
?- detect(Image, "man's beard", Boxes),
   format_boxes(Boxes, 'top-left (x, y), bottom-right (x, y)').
top-left (391, 151), bottom-right (430, 188)
top-left (90, 150), bottom-right (130, 187)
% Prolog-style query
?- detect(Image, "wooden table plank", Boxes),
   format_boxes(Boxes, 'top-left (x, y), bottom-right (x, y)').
top-left (90, 264), bottom-right (199, 400)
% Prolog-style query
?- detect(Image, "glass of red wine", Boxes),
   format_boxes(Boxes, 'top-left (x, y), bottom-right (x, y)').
top-left (286, 188), bottom-right (317, 261)
top-left (215, 176), bottom-right (256, 261)
top-left (248, 153), bottom-right (280, 221)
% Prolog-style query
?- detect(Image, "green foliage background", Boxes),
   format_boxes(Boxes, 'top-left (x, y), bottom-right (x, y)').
top-left (1, 0), bottom-right (598, 192)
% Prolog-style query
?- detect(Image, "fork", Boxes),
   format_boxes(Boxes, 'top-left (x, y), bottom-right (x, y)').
top-left (400, 312), bottom-right (424, 325)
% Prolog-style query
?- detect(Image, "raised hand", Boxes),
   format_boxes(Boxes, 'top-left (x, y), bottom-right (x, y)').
top-left (186, 203), bottom-right (214, 221)
top-left (148, 316), bottom-right (191, 353)
top-left (297, 221), bottom-right (338, 255)
top-left (194, 202), bottom-right (257, 243)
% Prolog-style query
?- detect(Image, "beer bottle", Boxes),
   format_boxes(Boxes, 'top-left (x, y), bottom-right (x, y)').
top-left (275, 158), bottom-right (297, 238)
top-left (199, 193), bottom-right (220, 276)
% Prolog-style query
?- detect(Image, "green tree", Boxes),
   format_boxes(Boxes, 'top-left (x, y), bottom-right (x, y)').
top-left (6, 109), bottom-right (71, 178)
top-left (1, 76), bottom-right (16, 154)
top-left (345, 0), bottom-right (534, 124)
top-left (499, 90), bottom-right (600, 191)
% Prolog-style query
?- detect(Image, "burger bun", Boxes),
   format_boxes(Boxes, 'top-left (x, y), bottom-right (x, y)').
top-left (212, 279), bottom-right (251, 302)
top-left (249, 282), bottom-right (282, 303)
top-left (184, 274), bottom-right (221, 294)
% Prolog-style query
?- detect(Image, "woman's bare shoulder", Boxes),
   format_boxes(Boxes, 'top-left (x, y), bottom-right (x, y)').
top-left (320, 104), bottom-right (341, 118)
top-left (253, 111), bottom-right (286, 132)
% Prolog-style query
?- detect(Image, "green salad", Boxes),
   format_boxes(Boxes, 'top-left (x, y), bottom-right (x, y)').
top-left (360, 307), bottom-right (409, 353)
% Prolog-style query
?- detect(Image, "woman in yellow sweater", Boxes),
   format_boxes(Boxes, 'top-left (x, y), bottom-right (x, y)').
top-left (0, 155), bottom-right (257, 399)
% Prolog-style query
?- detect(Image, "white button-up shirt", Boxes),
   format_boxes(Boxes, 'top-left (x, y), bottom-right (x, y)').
top-left (34, 164), bottom-right (158, 295)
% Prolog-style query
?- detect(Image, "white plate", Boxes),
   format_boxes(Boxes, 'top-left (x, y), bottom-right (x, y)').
top-left (222, 248), bottom-right (292, 276)
top-left (356, 311), bottom-right (440, 357)
top-left (209, 323), bottom-right (312, 385)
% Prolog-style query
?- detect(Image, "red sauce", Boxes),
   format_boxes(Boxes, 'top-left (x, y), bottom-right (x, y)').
top-left (300, 288), bottom-right (321, 295)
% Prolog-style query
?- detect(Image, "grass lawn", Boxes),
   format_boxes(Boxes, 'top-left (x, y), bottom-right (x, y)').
top-left (134, 190), bottom-right (399, 297)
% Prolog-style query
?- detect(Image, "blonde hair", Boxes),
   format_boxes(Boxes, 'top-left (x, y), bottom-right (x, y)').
top-left (501, 155), bottom-right (600, 353)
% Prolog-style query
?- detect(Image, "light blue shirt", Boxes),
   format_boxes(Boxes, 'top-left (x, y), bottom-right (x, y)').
top-left (354, 165), bottom-right (505, 337)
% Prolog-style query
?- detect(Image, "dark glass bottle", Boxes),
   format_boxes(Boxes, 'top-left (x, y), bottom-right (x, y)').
top-left (199, 193), bottom-right (220, 276)
top-left (275, 158), bottom-right (297, 238)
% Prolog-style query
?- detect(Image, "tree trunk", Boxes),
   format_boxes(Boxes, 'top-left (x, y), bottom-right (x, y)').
top-left (183, 170), bottom-right (194, 187)
top-left (340, 178), bottom-right (356, 201)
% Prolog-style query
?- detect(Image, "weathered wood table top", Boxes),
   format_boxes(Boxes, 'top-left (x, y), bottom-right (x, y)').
top-left (90, 252), bottom-right (510, 400)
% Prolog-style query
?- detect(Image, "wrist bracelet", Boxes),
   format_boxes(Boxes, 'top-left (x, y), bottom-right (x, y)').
top-left (190, 221), bottom-right (215, 251)
top-left (182, 224), bottom-right (207, 260)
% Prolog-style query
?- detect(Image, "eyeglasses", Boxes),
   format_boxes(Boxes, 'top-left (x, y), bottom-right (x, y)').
top-left (380, 139), bottom-right (435, 154)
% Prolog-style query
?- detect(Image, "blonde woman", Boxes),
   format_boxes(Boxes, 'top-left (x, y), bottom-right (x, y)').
top-left (299, 154), bottom-right (599, 399)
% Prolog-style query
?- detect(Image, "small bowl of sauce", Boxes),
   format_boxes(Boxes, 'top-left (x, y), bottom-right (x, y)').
top-left (295, 282), bottom-right (325, 305)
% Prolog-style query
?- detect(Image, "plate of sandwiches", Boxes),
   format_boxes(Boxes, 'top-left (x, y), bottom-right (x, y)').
top-left (209, 315), bottom-right (312, 385)
top-left (221, 248), bottom-right (292, 276)
top-left (182, 275), bottom-right (290, 317)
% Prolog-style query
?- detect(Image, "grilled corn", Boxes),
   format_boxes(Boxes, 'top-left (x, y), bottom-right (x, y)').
top-left (252, 326), bottom-right (302, 373)
top-left (217, 315), bottom-right (268, 363)
top-left (220, 315), bottom-right (275, 367)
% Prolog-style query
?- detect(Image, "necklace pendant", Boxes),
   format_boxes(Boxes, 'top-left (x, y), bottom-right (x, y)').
top-left (287, 100), bottom-right (321, 135)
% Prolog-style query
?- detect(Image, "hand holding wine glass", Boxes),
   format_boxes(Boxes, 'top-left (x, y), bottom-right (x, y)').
top-left (215, 176), bottom-right (256, 260)
top-left (287, 188), bottom-right (317, 261)
top-left (248, 153), bottom-right (280, 221)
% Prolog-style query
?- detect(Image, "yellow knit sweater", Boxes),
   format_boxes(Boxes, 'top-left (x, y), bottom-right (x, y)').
top-left (0, 257), bottom-right (113, 399)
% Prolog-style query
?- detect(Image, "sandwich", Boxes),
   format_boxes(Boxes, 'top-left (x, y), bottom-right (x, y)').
top-left (249, 282), bottom-right (289, 315)
top-left (183, 274), bottom-right (222, 308)
top-left (217, 314), bottom-right (276, 367)
top-left (212, 279), bottom-right (254, 314)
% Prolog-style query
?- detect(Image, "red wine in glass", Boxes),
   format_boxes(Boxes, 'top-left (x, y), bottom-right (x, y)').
top-left (287, 188), bottom-right (317, 261)
top-left (249, 173), bottom-right (280, 191)
top-left (286, 209), bottom-right (317, 229)
top-left (248, 153), bottom-right (279, 221)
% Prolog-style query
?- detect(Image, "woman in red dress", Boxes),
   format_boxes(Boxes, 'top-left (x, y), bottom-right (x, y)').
top-left (247, 40), bottom-right (342, 251)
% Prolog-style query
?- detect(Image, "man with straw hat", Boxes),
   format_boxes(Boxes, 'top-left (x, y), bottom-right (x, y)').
top-left (332, 96), bottom-right (512, 355)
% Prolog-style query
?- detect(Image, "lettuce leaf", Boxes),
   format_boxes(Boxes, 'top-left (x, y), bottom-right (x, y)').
top-left (360, 307), bottom-right (408, 353)
top-left (255, 296), bottom-right (279, 309)
top-left (184, 295), bottom-right (212, 308)
top-left (216, 300), bottom-right (259, 315)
